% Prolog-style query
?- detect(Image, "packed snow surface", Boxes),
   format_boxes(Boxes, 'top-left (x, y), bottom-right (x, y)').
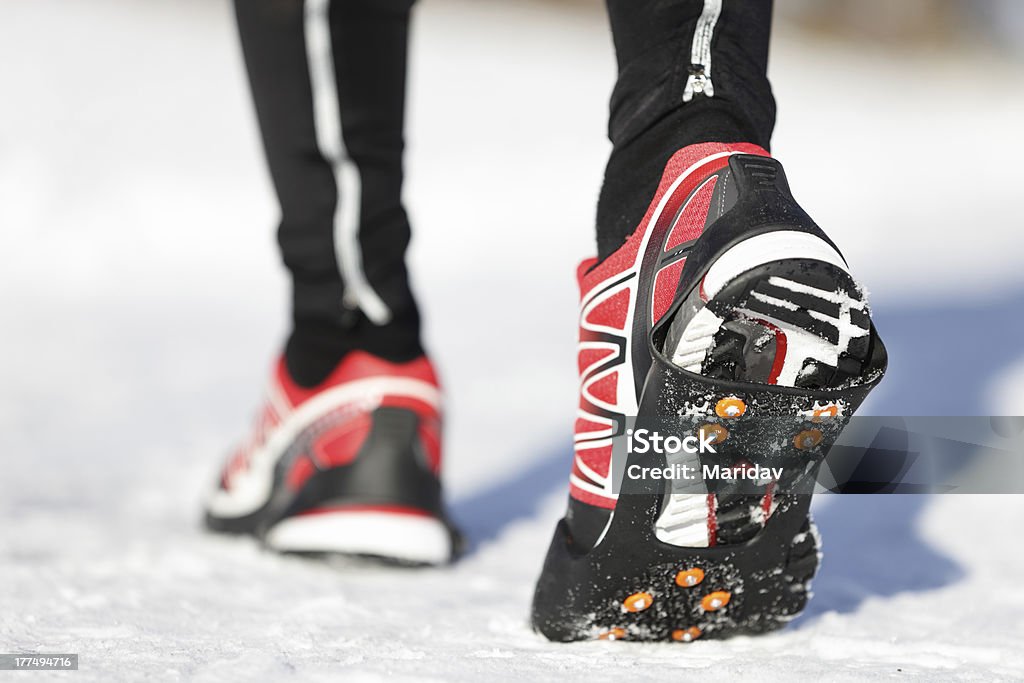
top-left (2, 0), bottom-right (1024, 679)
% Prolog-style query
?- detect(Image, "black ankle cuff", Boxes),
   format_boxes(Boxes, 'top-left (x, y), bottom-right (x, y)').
top-left (285, 315), bottom-right (424, 387)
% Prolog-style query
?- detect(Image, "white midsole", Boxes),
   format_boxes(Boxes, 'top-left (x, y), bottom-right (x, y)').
top-left (264, 511), bottom-right (452, 565)
top-left (669, 306), bottom-right (726, 373)
top-left (702, 230), bottom-right (849, 299)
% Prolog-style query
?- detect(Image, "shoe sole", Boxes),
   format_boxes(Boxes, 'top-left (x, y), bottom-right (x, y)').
top-left (704, 260), bottom-right (872, 388)
top-left (668, 230), bottom-right (867, 380)
top-left (533, 495), bottom-right (820, 642)
top-left (263, 507), bottom-right (454, 566)
top-left (655, 226), bottom-right (872, 548)
top-left (204, 401), bottom-right (462, 565)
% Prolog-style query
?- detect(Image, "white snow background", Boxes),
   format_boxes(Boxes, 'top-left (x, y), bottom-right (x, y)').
top-left (2, 0), bottom-right (1024, 680)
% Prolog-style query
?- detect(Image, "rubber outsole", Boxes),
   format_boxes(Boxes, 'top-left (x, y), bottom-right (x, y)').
top-left (706, 258), bottom-right (872, 389)
top-left (204, 405), bottom-right (463, 564)
top-left (533, 495), bottom-right (821, 642)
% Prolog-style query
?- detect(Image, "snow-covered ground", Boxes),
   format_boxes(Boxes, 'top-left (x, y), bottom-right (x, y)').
top-left (2, 0), bottom-right (1024, 679)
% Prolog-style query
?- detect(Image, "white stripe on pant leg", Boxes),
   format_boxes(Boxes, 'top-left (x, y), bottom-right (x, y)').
top-left (303, 0), bottom-right (392, 325)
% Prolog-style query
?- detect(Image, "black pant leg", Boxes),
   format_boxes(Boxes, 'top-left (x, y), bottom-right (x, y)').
top-left (234, 0), bottom-right (421, 386)
top-left (598, 0), bottom-right (776, 259)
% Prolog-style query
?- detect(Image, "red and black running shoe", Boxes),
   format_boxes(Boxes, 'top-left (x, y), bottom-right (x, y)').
top-left (204, 351), bottom-right (461, 565)
top-left (531, 142), bottom-right (887, 641)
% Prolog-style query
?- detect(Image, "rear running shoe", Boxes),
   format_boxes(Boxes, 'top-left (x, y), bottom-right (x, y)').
top-left (204, 351), bottom-right (461, 565)
top-left (531, 143), bottom-right (887, 641)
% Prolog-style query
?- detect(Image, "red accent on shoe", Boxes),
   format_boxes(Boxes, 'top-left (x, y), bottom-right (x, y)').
top-left (575, 416), bottom-right (613, 436)
top-left (652, 259), bottom-right (686, 325)
top-left (664, 175), bottom-right (718, 253)
top-left (379, 394), bottom-right (436, 415)
top-left (578, 346), bottom-right (618, 377)
top-left (417, 422), bottom-right (442, 475)
top-left (749, 317), bottom-right (788, 386)
top-left (311, 413), bottom-right (373, 469)
top-left (577, 443), bottom-right (614, 481)
top-left (761, 480), bottom-right (776, 517)
top-left (586, 372), bottom-right (619, 406)
top-left (584, 288), bottom-right (631, 331)
top-left (277, 351), bottom-right (439, 410)
top-left (286, 455), bottom-right (317, 492)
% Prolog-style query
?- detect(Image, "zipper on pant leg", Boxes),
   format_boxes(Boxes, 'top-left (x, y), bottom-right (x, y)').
top-left (683, 0), bottom-right (723, 102)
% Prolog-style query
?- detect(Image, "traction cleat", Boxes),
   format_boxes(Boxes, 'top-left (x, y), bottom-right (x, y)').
top-left (623, 592), bottom-right (654, 613)
top-left (715, 397), bottom-right (747, 419)
top-left (598, 628), bottom-right (626, 641)
top-left (672, 627), bottom-right (703, 643)
top-left (794, 429), bottom-right (824, 450)
top-left (531, 142), bottom-right (887, 642)
top-left (700, 591), bottom-right (732, 612)
top-left (675, 568), bottom-right (705, 588)
top-left (812, 404), bottom-right (839, 421)
top-left (699, 423), bottom-right (729, 445)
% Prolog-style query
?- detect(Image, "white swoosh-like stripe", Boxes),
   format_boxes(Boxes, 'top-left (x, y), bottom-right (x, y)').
top-left (304, 0), bottom-right (391, 325)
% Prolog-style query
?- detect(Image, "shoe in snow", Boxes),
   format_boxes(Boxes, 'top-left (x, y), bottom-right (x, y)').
top-left (204, 351), bottom-right (461, 565)
top-left (531, 143), bottom-right (887, 641)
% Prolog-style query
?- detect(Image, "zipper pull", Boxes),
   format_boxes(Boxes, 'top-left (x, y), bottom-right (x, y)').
top-left (683, 64), bottom-right (714, 102)
top-left (683, 0), bottom-right (722, 103)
